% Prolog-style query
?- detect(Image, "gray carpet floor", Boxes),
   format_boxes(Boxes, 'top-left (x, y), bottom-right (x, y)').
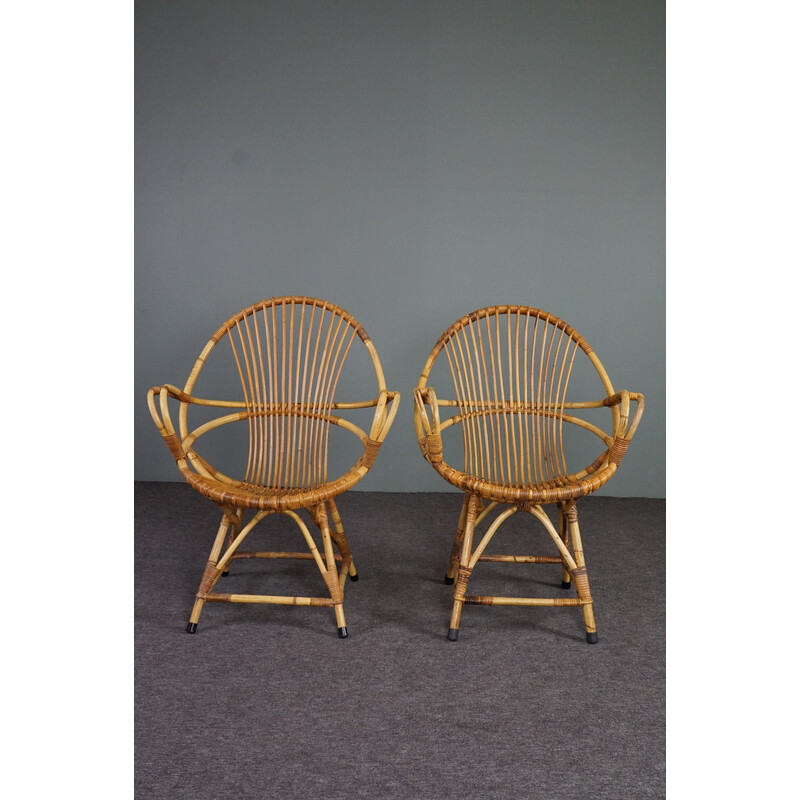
top-left (135, 482), bottom-right (665, 799)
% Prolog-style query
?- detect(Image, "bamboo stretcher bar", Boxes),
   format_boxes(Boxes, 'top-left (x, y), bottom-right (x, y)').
top-left (230, 551), bottom-right (343, 561)
top-left (464, 596), bottom-right (582, 607)
top-left (476, 555), bottom-right (562, 563)
top-left (203, 593), bottom-right (336, 606)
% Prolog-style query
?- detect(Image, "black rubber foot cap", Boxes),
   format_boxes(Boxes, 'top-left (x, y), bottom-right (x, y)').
top-left (447, 628), bottom-right (459, 641)
top-left (350, 573), bottom-right (359, 582)
top-left (338, 627), bottom-right (348, 639)
top-left (186, 622), bottom-right (198, 634)
top-left (561, 580), bottom-right (571, 590)
top-left (586, 631), bottom-right (598, 644)
top-left (444, 576), bottom-right (454, 585)
top-left (221, 569), bottom-right (230, 576)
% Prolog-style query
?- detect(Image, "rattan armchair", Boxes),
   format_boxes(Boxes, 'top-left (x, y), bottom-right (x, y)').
top-left (147, 296), bottom-right (400, 638)
top-left (413, 305), bottom-right (643, 643)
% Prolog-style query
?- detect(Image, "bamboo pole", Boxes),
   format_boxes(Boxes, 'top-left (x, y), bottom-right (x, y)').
top-left (468, 506), bottom-right (517, 569)
top-left (231, 551), bottom-right (342, 561)
top-left (477, 554), bottom-right (562, 563)
top-left (464, 596), bottom-right (582, 607)
top-left (448, 494), bottom-right (480, 640)
top-left (568, 506), bottom-right (597, 642)
top-left (204, 594), bottom-right (336, 606)
top-left (187, 515), bottom-right (233, 631)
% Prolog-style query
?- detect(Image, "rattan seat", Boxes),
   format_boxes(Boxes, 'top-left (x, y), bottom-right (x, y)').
top-left (427, 461), bottom-right (621, 505)
top-left (182, 470), bottom-right (367, 512)
top-left (148, 296), bottom-right (400, 637)
top-left (413, 305), bottom-right (643, 643)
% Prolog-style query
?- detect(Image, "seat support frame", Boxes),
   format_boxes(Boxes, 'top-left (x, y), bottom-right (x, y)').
top-left (186, 498), bottom-right (357, 638)
top-left (446, 494), bottom-right (598, 643)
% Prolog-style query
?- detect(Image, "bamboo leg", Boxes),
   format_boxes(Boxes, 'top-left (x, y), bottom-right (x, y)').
top-left (557, 503), bottom-right (571, 589)
top-left (445, 494), bottom-right (471, 583)
top-left (567, 504), bottom-right (598, 644)
top-left (326, 498), bottom-right (358, 581)
top-left (187, 516), bottom-right (232, 633)
top-left (448, 494), bottom-right (480, 641)
top-left (316, 502), bottom-right (348, 638)
top-left (221, 509), bottom-right (242, 576)
top-left (190, 509), bottom-right (276, 630)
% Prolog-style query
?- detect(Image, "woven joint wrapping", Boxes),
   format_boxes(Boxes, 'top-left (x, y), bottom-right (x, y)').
top-left (164, 432), bottom-right (185, 461)
top-left (454, 566), bottom-right (473, 599)
top-left (360, 438), bottom-right (382, 469)
top-left (609, 437), bottom-right (629, 465)
top-left (569, 566), bottom-right (592, 603)
top-left (322, 569), bottom-right (343, 601)
top-left (198, 562), bottom-right (221, 595)
top-left (329, 529), bottom-right (351, 561)
top-left (425, 433), bottom-right (443, 463)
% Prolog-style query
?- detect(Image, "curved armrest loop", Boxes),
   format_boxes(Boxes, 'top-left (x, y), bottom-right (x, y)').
top-left (603, 390), bottom-right (645, 465)
top-left (373, 390), bottom-right (402, 443)
top-left (413, 387), bottom-right (443, 464)
top-left (147, 386), bottom-right (187, 463)
top-left (359, 390), bottom-right (401, 470)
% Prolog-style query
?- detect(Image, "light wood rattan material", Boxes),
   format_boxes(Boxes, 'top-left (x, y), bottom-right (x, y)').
top-left (148, 296), bottom-right (400, 637)
top-left (413, 305), bottom-right (643, 643)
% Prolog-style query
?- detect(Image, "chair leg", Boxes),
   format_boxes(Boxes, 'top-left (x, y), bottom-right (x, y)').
top-left (220, 509), bottom-right (242, 576)
top-left (187, 515), bottom-right (231, 633)
top-left (316, 502), bottom-right (348, 638)
top-left (445, 494), bottom-right (471, 584)
top-left (567, 505), bottom-right (598, 644)
top-left (557, 503), bottom-right (572, 590)
top-left (448, 494), bottom-right (480, 641)
top-left (326, 499), bottom-right (358, 581)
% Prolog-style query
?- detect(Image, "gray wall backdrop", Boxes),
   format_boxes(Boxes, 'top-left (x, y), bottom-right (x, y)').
top-left (135, 0), bottom-right (664, 497)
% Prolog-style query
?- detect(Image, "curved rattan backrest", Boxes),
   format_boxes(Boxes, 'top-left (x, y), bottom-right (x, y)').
top-left (418, 305), bottom-right (615, 487)
top-left (183, 296), bottom-right (386, 490)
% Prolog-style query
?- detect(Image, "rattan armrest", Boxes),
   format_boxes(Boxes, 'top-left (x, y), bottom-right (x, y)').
top-left (377, 390), bottom-right (401, 440)
top-left (413, 387), bottom-right (444, 464)
top-left (148, 383), bottom-right (247, 408)
top-left (357, 390), bottom-right (401, 469)
top-left (600, 390), bottom-right (645, 466)
top-left (147, 384), bottom-right (247, 463)
top-left (603, 390), bottom-right (645, 440)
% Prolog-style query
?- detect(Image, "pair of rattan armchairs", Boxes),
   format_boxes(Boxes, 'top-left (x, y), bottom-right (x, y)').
top-left (147, 296), bottom-right (643, 642)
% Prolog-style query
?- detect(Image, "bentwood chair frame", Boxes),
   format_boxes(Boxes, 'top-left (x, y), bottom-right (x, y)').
top-left (413, 305), bottom-right (643, 643)
top-left (148, 296), bottom-right (400, 638)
